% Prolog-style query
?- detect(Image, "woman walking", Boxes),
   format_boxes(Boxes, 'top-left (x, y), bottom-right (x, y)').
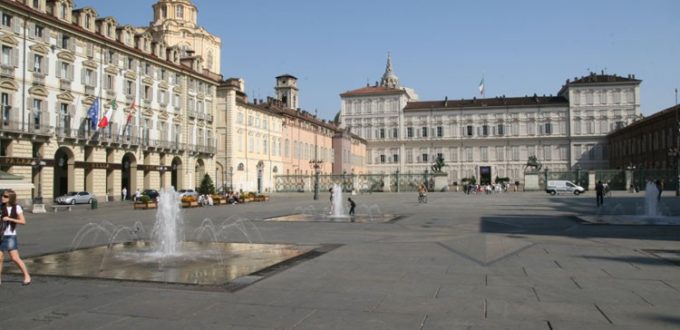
top-left (0, 189), bottom-right (31, 285)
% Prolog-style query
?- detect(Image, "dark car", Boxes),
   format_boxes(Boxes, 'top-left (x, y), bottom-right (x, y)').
top-left (142, 189), bottom-right (160, 202)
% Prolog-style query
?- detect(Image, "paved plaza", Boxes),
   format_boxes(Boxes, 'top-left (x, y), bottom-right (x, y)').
top-left (2, 191), bottom-right (680, 329)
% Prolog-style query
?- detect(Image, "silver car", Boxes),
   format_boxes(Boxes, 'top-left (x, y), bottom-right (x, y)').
top-left (55, 191), bottom-right (95, 205)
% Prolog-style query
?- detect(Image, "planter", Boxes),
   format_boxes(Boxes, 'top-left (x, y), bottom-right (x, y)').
top-left (134, 202), bottom-right (157, 209)
top-left (181, 201), bottom-right (200, 208)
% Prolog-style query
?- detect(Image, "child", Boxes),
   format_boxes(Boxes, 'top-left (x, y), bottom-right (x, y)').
top-left (347, 197), bottom-right (356, 216)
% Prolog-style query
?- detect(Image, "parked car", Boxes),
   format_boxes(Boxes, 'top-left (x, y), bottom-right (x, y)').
top-left (55, 191), bottom-right (95, 205)
top-left (545, 180), bottom-right (585, 195)
top-left (142, 189), bottom-right (160, 202)
top-left (178, 189), bottom-right (198, 199)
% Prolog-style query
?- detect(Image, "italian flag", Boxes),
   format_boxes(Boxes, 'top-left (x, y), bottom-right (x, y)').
top-left (97, 100), bottom-right (117, 128)
top-left (478, 77), bottom-right (485, 97)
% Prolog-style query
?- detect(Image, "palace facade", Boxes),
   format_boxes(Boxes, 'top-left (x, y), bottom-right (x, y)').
top-left (340, 56), bottom-right (641, 185)
top-left (0, 0), bottom-right (220, 202)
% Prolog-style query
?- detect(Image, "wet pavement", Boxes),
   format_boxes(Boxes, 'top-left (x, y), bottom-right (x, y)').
top-left (2, 191), bottom-right (680, 329)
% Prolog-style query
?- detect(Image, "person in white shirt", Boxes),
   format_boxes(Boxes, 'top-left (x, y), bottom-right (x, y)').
top-left (0, 189), bottom-right (31, 285)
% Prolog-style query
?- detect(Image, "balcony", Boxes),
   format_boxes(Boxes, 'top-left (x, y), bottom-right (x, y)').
top-left (187, 110), bottom-right (196, 119)
top-left (59, 79), bottom-right (72, 91)
top-left (32, 72), bottom-right (46, 85)
top-left (206, 114), bottom-right (213, 122)
top-left (197, 112), bottom-right (205, 121)
top-left (0, 66), bottom-right (15, 78)
top-left (0, 118), bottom-right (52, 137)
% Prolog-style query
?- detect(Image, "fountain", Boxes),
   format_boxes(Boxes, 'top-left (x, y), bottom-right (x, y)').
top-left (580, 181), bottom-right (680, 225)
top-left (266, 183), bottom-right (401, 223)
top-left (329, 183), bottom-right (350, 220)
top-left (13, 187), bottom-right (319, 287)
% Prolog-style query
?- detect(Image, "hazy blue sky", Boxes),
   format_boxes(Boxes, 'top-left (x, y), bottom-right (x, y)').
top-left (76, 0), bottom-right (679, 120)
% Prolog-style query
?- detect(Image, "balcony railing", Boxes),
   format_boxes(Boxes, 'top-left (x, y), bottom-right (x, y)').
top-left (0, 118), bottom-right (52, 136)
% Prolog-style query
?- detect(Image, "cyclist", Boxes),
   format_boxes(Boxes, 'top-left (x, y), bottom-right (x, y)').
top-left (417, 183), bottom-right (428, 203)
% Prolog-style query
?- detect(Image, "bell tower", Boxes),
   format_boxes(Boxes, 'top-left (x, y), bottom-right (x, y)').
top-left (275, 74), bottom-right (299, 109)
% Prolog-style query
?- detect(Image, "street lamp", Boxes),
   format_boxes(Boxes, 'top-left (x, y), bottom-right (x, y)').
top-left (158, 166), bottom-right (167, 189)
top-left (310, 160), bottom-right (322, 200)
top-left (30, 156), bottom-right (46, 204)
top-left (228, 166), bottom-right (233, 192)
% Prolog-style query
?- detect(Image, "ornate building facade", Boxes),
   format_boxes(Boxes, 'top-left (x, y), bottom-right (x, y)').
top-left (0, 0), bottom-right (219, 202)
top-left (147, 0), bottom-right (221, 75)
top-left (340, 56), bottom-right (641, 185)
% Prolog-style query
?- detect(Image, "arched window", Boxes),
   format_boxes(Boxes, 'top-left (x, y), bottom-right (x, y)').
top-left (237, 163), bottom-right (244, 171)
top-left (176, 5), bottom-right (184, 19)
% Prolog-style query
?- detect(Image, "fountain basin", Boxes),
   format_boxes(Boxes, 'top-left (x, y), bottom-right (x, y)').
top-left (577, 215), bottom-right (680, 225)
top-left (16, 241), bottom-right (318, 287)
top-left (266, 213), bottom-right (401, 223)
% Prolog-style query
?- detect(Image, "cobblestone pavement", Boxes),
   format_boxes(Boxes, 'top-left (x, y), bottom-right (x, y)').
top-left (2, 191), bottom-right (680, 329)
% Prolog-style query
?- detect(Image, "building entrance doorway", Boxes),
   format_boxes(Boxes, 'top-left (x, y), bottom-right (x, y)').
top-left (480, 166), bottom-right (492, 185)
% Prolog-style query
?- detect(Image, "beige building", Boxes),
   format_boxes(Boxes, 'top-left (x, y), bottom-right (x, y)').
top-left (217, 78), bottom-right (283, 193)
top-left (0, 0), bottom-right (219, 203)
top-left (147, 0), bottom-right (221, 75)
top-left (215, 75), bottom-right (368, 193)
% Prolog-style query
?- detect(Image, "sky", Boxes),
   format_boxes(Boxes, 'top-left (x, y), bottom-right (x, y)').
top-left (76, 0), bottom-right (680, 121)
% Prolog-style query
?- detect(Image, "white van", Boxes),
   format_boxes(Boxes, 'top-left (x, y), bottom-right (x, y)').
top-left (546, 180), bottom-right (585, 195)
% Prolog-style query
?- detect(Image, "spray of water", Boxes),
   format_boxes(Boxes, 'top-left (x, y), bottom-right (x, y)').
top-left (152, 186), bottom-right (184, 255)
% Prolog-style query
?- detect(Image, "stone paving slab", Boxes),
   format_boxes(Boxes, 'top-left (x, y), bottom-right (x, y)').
top-left (2, 192), bottom-right (680, 329)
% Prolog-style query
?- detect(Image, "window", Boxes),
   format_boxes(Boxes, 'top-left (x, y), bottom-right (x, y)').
top-left (393, 154), bottom-right (399, 163)
top-left (32, 99), bottom-right (42, 129)
top-left (144, 85), bottom-right (152, 101)
top-left (379, 128), bottom-right (385, 139)
top-left (392, 128), bottom-right (398, 138)
top-left (436, 126), bottom-right (443, 137)
top-left (105, 74), bottom-right (114, 90)
top-left (59, 62), bottom-right (72, 80)
top-left (480, 147), bottom-right (488, 162)
top-left (60, 4), bottom-right (67, 19)
top-left (34, 25), bottom-right (44, 39)
top-left (496, 146), bottom-right (504, 161)
top-left (422, 153), bottom-right (428, 162)
top-left (125, 80), bottom-right (134, 96)
top-left (1, 46), bottom-right (11, 66)
top-left (237, 112), bottom-right (243, 124)
top-left (237, 163), bottom-right (244, 171)
top-left (2, 92), bottom-right (10, 126)
top-left (422, 127), bottom-right (428, 138)
top-left (465, 147), bottom-right (473, 162)
top-left (497, 124), bottom-right (505, 136)
top-left (176, 5), bottom-right (184, 19)
top-left (61, 35), bottom-right (70, 49)
top-left (482, 125), bottom-right (489, 136)
top-left (2, 14), bottom-right (12, 28)
top-left (407, 127), bottom-right (413, 138)
top-left (380, 155), bottom-right (386, 163)
top-left (544, 123), bottom-right (552, 135)
top-left (33, 0), bottom-right (40, 9)
top-left (466, 125), bottom-right (474, 136)
top-left (84, 68), bottom-right (95, 86)
top-left (33, 54), bottom-right (43, 73)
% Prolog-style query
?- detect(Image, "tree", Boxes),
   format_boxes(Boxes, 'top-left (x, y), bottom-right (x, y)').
top-left (431, 154), bottom-right (446, 173)
top-left (198, 173), bottom-right (216, 195)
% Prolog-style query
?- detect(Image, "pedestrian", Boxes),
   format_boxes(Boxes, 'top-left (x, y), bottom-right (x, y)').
top-left (329, 188), bottom-right (334, 214)
top-left (655, 179), bottom-right (663, 201)
top-left (0, 189), bottom-right (32, 286)
top-left (595, 180), bottom-right (604, 207)
top-left (121, 186), bottom-right (127, 201)
top-left (348, 197), bottom-right (356, 216)
top-left (134, 189), bottom-right (141, 202)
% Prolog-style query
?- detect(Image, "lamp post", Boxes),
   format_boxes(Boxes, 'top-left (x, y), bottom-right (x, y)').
top-left (158, 166), bottom-right (167, 189)
top-left (228, 166), bottom-right (233, 192)
top-left (310, 160), bottom-right (322, 200)
top-left (30, 154), bottom-right (46, 213)
top-left (574, 164), bottom-right (581, 186)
